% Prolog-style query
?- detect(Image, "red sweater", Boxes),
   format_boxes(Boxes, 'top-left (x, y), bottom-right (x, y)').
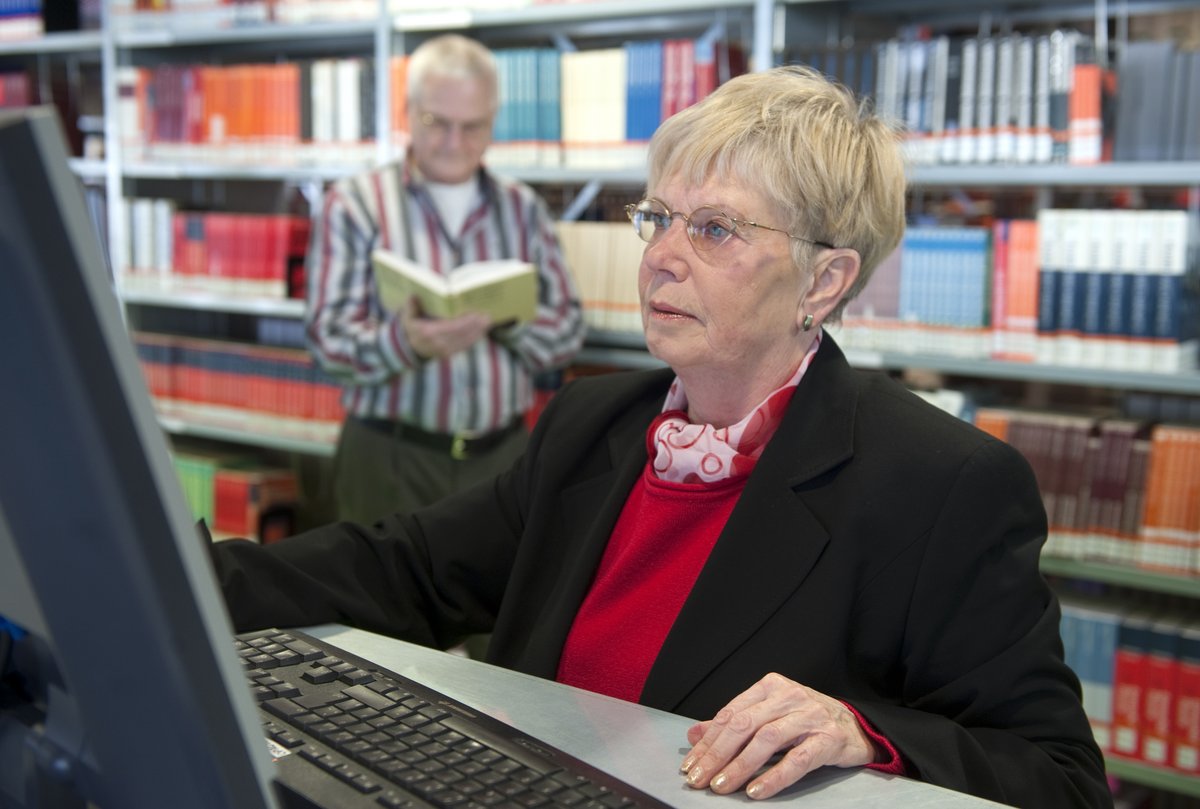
top-left (557, 466), bottom-right (744, 701)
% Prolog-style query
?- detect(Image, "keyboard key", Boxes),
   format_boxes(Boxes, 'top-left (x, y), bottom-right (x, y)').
top-left (301, 667), bottom-right (338, 684)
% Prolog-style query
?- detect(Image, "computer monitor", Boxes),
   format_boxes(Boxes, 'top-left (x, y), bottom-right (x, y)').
top-left (0, 107), bottom-right (278, 809)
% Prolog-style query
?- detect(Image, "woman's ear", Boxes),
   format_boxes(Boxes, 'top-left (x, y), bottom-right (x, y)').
top-left (798, 249), bottom-right (861, 331)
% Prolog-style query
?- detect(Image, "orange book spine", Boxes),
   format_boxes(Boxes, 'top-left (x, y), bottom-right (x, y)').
top-left (390, 54), bottom-right (408, 138)
top-left (1006, 219), bottom-right (1040, 362)
top-left (283, 62), bottom-right (300, 149)
top-left (1139, 427), bottom-right (1189, 573)
top-left (973, 407), bottom-right (1012, 443)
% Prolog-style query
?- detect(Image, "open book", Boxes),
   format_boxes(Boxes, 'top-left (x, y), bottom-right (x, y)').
top-left (371, 249), bottom-right (537, 325)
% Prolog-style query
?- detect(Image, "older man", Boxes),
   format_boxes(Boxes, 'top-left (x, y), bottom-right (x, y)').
top-left (306, 34), bottom-right (586, 524)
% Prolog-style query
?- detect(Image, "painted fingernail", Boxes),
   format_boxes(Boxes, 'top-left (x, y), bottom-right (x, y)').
top-left (711, 773), bottom-right (728, 791)
top-left (686, 767), bottom-right (704, 786)
top-left (747, 782), bottom-right (765, 799)
top-left (680, 756), bottom-right (695, 773)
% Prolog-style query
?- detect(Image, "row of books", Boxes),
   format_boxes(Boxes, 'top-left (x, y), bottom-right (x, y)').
top-left (493, 38), bottom-right (743, 170)
top-left (862, 31), bottom-right (1100, 166)
top-left (111, 0), bottom-right (337, 29)
top-left (115, 35), bottom-right (743, 170)
top-left (134, 331), bottom-right (345, 441)
top-left (173, 448), bottom-right (299, 542)
top-left (117, 57), bottom-right (400, 166)
top-left (1059, 597), bottom-right (1200, 774)
top-left (119, 197), bottom-right (310, 299)
top-left (108, 0), bottom-right (618, 30)
top-left (836, 209), bottom-right (1198, 373)
top-left (0, 0), bottom-right (97, 39)
top-left (557, 220), bottom-right (644, 333)
top-left (974, 410), bottom-right (1200, 577)
top-left (801, 29), bottom-right (1200, 164)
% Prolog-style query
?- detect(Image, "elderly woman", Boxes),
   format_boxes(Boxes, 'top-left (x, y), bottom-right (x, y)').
top-left (212, 66), bottom-right (1110, 808)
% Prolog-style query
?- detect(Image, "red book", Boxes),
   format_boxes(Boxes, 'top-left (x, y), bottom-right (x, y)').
top-left (1113, 611), bottom-right (1156, 759)
top-left (287, 216), bottom-right (311, 298)
top-left (1173, 622), bottom-right (1200, 774)
top-left (213, 465), bottom-right (299, 541)
top-left (1140, 617), bottom-right (1181, 767)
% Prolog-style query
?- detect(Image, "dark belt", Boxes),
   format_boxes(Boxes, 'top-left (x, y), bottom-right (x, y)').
top-left (356, 416), bottom-right (523, 461)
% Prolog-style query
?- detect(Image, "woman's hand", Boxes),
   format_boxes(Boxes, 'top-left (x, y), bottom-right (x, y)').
top-left (681, 673), bottom-right (879, 800)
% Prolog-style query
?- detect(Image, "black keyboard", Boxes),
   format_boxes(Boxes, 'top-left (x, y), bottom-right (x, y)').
top-left (237, 628), bottom-right (674, 809)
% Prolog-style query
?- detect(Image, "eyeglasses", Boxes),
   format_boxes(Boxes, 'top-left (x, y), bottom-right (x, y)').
top-left (624, 198), bottom-right (835, 253)
top-left (416, 110), bottom-right (493, 141)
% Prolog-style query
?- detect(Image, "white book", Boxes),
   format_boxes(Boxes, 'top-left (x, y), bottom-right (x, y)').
top-left (957, 38), bottom-right (978, 164)
top-left (1014, 35), bottom-right (1036, 163)
top-left (994, 35), bottom-right (1016, 163)
top-left (311, 59), bottom-right (336, 154)
top-left (336, 58), bottom-right (362, 146)
top-left (975, 37), bottom-right (996, 163)
top-left (371, 250), bottom-right (537, 325)
top-left (131, 197), bottom-right (155, 276)
top-left (152, 198), bottom-right (176, 278)
top-left (1033, 35), bottom-right (1053, 163)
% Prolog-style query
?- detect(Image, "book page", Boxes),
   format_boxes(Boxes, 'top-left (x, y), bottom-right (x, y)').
top-left (372, 250), bottom-right (537, 323)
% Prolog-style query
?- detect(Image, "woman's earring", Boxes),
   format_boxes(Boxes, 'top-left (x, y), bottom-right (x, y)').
top-left (801, 313), bottom-right (814, 332)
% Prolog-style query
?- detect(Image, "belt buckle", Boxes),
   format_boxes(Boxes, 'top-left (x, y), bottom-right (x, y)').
top-left (450, 434), bottom-right (469, 461)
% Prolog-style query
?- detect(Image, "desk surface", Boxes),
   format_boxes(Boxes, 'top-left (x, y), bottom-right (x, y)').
top-left (307, 625), bottom-right (1008, 809)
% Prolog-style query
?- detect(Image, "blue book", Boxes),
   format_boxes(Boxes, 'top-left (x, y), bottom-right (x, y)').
top-left (492, 49), bottom-right (513, 148)
top-left (1105, 214), bottom-right (1134, 351)
top-left (1127, 212), bottom-right (1160, 364)
top-left (536, 48), bottom-right (561, 157)
top-left (625, 40), bottom-right (663, 142)
top-left (1150, 212), bottom-right (1193, 365)
top-left (517, 48), bottom-right (538, 149)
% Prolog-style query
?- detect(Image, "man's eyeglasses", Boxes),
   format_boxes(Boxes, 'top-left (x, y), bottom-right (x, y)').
top-left (624, 198), bottom-right (835, 253)
top-left (416, 110), bottom-right (493, 141)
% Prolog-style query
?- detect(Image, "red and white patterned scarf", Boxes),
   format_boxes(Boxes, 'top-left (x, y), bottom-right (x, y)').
top-left (648, 333), bottom-right (822, 484)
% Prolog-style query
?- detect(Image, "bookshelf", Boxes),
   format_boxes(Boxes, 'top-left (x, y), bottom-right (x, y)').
top-left (1041, 557), bottom-right (1200, 600)
top-left (14, 0), bottom-right (1200, 797)
top-left (911, 162), bottom-right (1200, 186)
top-left (582, 329), bottom-right (1200, 396)
top-left (0, 29), bottom-right (101, 55)
top-left (1105, 756), bottom-right (1200, 800)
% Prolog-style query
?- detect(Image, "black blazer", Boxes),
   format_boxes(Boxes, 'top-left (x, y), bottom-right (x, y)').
top-left (213, 337), bottom-right (1110, 808)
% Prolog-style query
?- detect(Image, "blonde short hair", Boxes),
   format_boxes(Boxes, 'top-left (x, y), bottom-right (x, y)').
top-left (647, 65), bottom-right (906, 320)
top-left (406, 34), bottom-right (499, 112)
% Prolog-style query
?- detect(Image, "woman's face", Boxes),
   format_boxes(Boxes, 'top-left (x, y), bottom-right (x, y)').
top-left (637, 173), bottom-right (813, 387)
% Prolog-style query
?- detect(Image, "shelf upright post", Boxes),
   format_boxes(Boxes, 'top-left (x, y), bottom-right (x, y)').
top-left (100, 0), bottom-right (127, 317)
top-left (375, 0), bottom-right (391, 167)
top-left (1093, 0), bottom-right (1109, 69)
top-left (752, 0), bottom-right (772, 71)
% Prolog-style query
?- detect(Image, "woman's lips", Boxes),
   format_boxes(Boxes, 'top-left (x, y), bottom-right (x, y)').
top-left (649, 301), bottom-right (692, 319)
